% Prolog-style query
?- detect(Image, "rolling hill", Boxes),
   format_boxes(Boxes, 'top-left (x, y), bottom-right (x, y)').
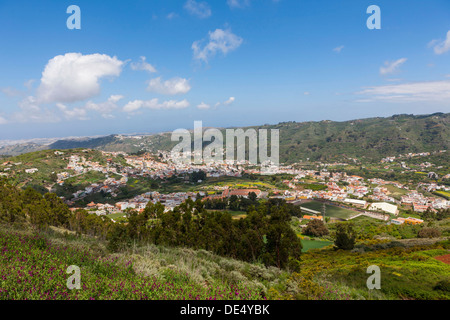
top-left (1, 112), bottom-right (449, 163)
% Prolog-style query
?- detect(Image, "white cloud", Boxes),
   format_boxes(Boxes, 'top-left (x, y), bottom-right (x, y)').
top-left (24, 79), bottom-right (35, 90)
top-left (130, 56), bottom-right (157, 73)
top-left (147, 77), bottom-right (191, 95)
top-left (123, 99), bottom-right (190, 113)
top-left (85, 95), bottom-right (124, 118)
top-left (0, 116), bottom-right (7, 125)
top-left (192, 28), bottom-right (243, 63)
top-left (385, 78), bottom-right (402, 82)
top-left (166, 12), bottom-right (178, 20)
top-left (333, 45), bottom-right (344, 53)
top-left (184, 0), bottom-right (211, 18)
top-left (223, 96), bottom-right (235, 105)
top-left (303, 92), bottom-right (310, 96)
top-left (56, 103), bottom-right (89, 121)
top-left (380, 58), bottom-right (407, 75)
top-left (12, 96), bottom-right (60, 123)
top-left (197, 102), bottom-right (210, 110)
top-left (430, 30), bottom-right (450, 55)
top-left (227, 0), bottom-right (251, 9)
top-left (37, 53), bottom-right (124, 104)
top-left (0, 87), bottom-right (22, 97)
top-left (357, 80), bottom-right (450, 102)
top-left (214, 96), bottom-right (236, 108)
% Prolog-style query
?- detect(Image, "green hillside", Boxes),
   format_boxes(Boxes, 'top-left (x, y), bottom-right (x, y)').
top-left (55, 112), bottom-right (450, 163)
top-left (1, 113), bottom-right (448, 163)
top-left (0, 180), bottom-right (449, 300)
top-left (260, 112), bottom-right (449, 163)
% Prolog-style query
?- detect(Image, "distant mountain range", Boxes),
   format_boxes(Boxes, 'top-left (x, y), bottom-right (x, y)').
top-left (1, 112), bottom-right (449, 163)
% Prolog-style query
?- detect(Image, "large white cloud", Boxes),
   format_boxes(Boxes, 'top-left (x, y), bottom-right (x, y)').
top-left (123, 98), bottom-right (190, 113)
top-left (37, 53), bottom-right (124, 104)
top-left (192, 29), bottom-right (243, 63)
top-left (147, 77), bottom-right (191, 95)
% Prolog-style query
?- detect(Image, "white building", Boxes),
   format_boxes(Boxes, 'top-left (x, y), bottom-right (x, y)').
top-left (369, 202), bottom-right (398, 215)
top-left (344, 198), bottom-right (367, 208)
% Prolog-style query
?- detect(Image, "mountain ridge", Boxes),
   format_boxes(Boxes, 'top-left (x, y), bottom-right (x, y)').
top-left (0, 112), bottom-right (448, 162)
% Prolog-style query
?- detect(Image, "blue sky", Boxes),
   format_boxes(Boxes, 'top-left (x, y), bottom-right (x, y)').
top-left (0, 0), bottom-right (450, 140)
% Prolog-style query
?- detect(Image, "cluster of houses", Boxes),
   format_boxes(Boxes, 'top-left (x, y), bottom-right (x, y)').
top-left (401, 191), bottom-right (449, 212)
top-left (381, 150), bottom-right (446, 163)
top-left (3, 147), bottom-right (446, 227)
top-left (79, 190), bottom-right (208, 216)
top-left (123, 152), bottom-right (243, 180)
top-left (67, 176), bottom-right (128, 204)
top-left (0, 161), bottom-right (37, 176)
top-left (418, 182), bottom-right (450, 193)
top-left (202, 187), bottom-right (264, 202)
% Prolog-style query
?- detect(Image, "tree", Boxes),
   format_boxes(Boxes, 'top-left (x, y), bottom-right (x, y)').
top-left (304, 219), bottom-right (329, 237)
top-left (334, 223), bottom-right (356, 250)
top-left (44, 192), bottom-right (71, 227)
top-left (418, 227), bottom-right (441, 238)
top-left (248, 192), bottom-right (257, 202)
top-left (189, 170), bottom-right (206, 183)
top-left (264, 206), bottom-right (302, 269)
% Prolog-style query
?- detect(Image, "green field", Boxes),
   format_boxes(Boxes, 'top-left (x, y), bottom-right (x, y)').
top-left (385, 184), bottom-right (409, 200)
top-left (435, 190), bottom-right (450, 200)
top-left (209, 210), bottom-right (247, 220)
top-left (107, 212), bottom-right (127, 220)
top-left (300, 201), bottom-right (358, 220)
top-left (301, 240), bottom-right (333, 252)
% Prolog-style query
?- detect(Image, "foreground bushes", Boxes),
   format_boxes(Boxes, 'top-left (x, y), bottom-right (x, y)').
top-left (418, 227), bottom-right (442, 239)
top-left (0, 229), bottom-right (263, 300)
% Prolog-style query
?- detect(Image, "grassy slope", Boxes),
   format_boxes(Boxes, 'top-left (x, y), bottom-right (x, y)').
top-left (0, 225), bottom-right (272, 300)
top-left (1, 222), bottom-right (449, 300)
top-left (298, 243), bottom-right (450, 300)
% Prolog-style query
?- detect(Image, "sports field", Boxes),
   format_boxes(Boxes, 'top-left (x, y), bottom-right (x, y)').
top-left (300, 200), bottom-right (358, 220)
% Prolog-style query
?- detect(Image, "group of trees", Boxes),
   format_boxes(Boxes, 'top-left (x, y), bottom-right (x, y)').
top-left (110, 198), bottom-right (303, 270)
top-left (303, 219), bottom-right (329, 237)
top-left (203, 193), bottom-right (260, 212)
top-left (302, 218), bottom-right (356, 250)
top-left (0, 178), bottom-right (112, 238)
top-left (418, 227), bottom-right (442, 238)
top-left (189, 170), bottom-right (207, 183)
top-left (0, 179), bottom-right (302, 270)
top-left (205, 194), bottom-right (303, 217)
top-left (421, 208), bottom-right (450, 221)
